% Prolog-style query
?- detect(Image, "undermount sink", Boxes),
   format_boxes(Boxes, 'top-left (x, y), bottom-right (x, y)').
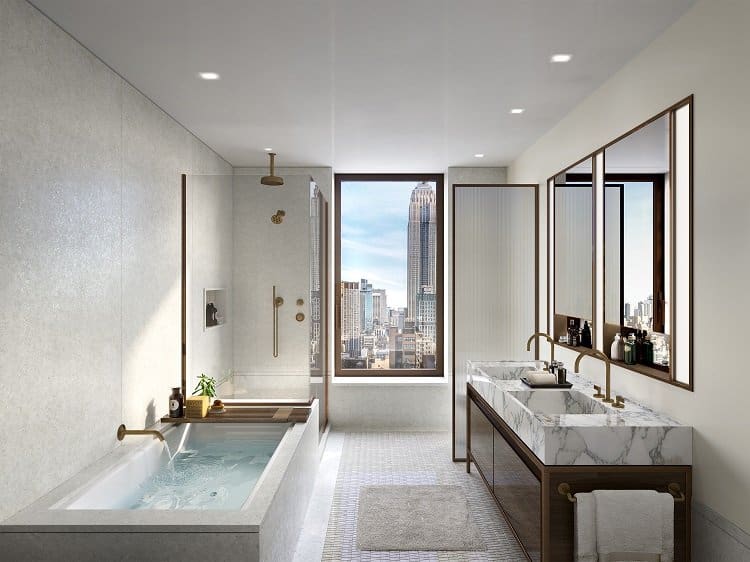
top-left (506, 390), bottom-right (609, 415)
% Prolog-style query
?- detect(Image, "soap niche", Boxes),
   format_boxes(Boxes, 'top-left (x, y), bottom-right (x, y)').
top-left (204, 289), bottom-right (227, 330)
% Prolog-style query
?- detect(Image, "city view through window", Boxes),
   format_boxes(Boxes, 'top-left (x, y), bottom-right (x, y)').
top-left (338, 178), bottom-right (439, 371)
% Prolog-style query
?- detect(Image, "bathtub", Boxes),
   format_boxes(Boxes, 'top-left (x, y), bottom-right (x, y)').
top-left (0, 401), bottom-right (319, 562)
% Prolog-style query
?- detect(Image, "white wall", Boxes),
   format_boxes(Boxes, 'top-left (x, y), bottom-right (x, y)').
top-left (0, 0), bottom-right (231, 522)
top-left (509, 0), bottom-right (750, 533)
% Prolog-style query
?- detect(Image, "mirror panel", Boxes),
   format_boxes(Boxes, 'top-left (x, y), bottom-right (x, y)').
top-left (604, 115), bottom-right (671, 373)
top-left (553, 158), bottom-right (593, 346)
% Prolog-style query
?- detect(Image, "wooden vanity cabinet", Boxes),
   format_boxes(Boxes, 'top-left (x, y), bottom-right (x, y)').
top-left (466, 384), bottom-right (692, 562)
top-left (469, 394), bottom-right (494, 483)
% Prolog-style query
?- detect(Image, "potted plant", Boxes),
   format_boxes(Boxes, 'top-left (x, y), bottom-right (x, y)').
top-left (192, 373), bottom-right (217, 398)
top-left (186, 374), bottom-right (217, 418)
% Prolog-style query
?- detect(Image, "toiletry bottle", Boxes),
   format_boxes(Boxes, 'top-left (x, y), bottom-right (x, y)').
top-left (643, 331), bottom-right (654, 365)
top-left (635, 330), bottom-right (645, 363)
top-left (557, 367), bottom-right (567, 385)
top-left (581, 321), bottom-right (592, 348)
top-left (569, 327), bottom-right (579, 347)
top-left (624, 334), bottom-right (636, 365)
top-left (169, 387), bottom-right (184, 418)
top-left (610, 333), bottom-right (623, 361)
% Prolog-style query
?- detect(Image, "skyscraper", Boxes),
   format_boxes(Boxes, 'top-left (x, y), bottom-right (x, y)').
top-left (407, 182), bottom-right (437, 321)
top-left (340, 281), bottom-right (360, 358)
top-left (372, 289), bottom-right (387, 326)
top-left (359, 278), bottom-right (373, 333)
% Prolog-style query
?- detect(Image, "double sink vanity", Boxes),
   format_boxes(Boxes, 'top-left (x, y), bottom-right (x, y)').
top-left (466, 360), bottom-right (692, 561)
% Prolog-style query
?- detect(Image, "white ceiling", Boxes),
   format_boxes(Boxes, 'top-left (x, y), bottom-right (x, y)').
top-left (30, 0), bottom-right (696, 170)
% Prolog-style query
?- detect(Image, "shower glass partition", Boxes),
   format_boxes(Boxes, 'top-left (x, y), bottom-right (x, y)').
top-left (182, 173), bottom-right (328, 428)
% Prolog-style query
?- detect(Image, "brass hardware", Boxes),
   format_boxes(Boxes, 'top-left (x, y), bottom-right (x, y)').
top-left (526, 332), bottom-right (556, 362)
top-left (117, 424), bottom-right (164, 442)
top-left (558, 482), bottom-right (576, 502)
top-left (296, 298), bottom-right (304, 306)
top-left (558, 481), bottom-right (686, 503)
top-left (261, 153), bottom-right (284, 186)
top-left (271, 210), bottom-right (285, 224)
top-left (295, 312), bottom-right (305, 322)
top-left (613, 395), bottom-right (626, 409)
top-left (668, 483), bottom-right (686, 502)
top-left (273, 286), bottom-right (283, 358)
top-left (593, 384), bottom-right (605, 399)
top-left (575, 350), bottom-right (614, 403)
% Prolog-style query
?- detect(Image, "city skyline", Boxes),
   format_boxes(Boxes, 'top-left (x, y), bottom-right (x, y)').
top-left (339, 180), bottom-right (438, 369)
top-left (340, 181), bottom-right (430, 308)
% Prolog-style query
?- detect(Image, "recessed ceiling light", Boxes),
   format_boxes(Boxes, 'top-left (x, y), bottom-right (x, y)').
top-left (198, 72), bottom-right (220, 80)
top-left (264, 147), bottom-right (273, 152)
top-left (550, 54), bottom-right (573, 63)
top-left (510, 108), bottom-right (525, 114)
top-left (474, 153), bottom-right (485, 158)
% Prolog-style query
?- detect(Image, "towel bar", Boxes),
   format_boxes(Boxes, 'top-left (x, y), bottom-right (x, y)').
top-left (557, 482), bottom-right (686, 503)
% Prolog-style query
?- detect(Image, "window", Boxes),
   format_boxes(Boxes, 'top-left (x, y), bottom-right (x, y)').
top-left (335, 174), bottom-right (443, 376)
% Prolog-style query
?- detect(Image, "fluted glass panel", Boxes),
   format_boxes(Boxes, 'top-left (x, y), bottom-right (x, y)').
top-left (555, 185), bottom-right (593, 319)
top-left (454, 186), bottom-right (536, 456)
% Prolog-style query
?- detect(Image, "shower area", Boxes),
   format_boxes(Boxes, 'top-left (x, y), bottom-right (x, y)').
top-left (183, 171), bottom-right (328, 430)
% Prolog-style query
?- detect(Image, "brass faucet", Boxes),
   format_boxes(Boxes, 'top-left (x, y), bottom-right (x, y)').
top-left (526, 332), bottom-right (556, 363)
top-left (574, 350), bottom-right (615, 404)
top-left (116, 424), bottom-right (165, 442)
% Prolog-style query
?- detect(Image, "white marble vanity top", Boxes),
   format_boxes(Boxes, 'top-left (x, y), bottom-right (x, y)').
top-left (467, 360), bottom-right (692, 466)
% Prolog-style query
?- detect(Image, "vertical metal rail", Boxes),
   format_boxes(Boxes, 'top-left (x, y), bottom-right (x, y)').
top-left (273, 285), bottom-right (283, 357)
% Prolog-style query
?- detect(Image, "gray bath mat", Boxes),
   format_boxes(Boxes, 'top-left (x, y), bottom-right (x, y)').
top-left (356, 485), bottom-right (487, 551)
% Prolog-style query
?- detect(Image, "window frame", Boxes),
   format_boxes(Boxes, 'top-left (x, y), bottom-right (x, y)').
top-left (334, 173), bottom-right (444, 377)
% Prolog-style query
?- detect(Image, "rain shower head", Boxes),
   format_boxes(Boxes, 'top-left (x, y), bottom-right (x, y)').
top-left (261, 152), bottom-right (284, 186)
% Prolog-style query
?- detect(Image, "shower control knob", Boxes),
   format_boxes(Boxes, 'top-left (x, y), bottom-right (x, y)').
top-left (295, 312), bottom-right (305, 322)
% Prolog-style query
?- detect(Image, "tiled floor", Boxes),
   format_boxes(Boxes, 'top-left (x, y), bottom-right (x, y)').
top-left (294, 431), bottom-right (526, 562)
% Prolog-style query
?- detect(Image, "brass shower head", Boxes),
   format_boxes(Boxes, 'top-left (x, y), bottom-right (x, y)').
top-left (261, 152), bottom-right (284, 186)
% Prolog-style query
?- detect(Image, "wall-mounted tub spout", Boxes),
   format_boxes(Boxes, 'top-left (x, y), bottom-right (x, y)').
top-left (117, 424), bottom-right (165, 442)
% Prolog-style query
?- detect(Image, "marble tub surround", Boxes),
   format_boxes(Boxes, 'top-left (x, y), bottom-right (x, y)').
top-left (1, 403), bottom-right (319, 562)
top-left (467, 361), bottom-right (692, 465)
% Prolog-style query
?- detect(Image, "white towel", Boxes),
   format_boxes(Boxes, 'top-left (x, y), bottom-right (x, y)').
top-left (525, 371), bottom-right (557, 385)
top-left (575, 489), bottom-right (674, 562)
top-left (575, 492), bottom-right (597, 562)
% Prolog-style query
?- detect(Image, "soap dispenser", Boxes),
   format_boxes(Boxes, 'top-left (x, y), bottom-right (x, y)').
top-left (624, 333), bottom-right (637, 365)
top-left (581, 321), bottom-right (592, 348)
top-left (643, 331), bottom-right (654, 365)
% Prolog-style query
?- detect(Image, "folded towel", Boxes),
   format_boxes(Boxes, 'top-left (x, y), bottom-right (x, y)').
top-left (575, 492), bottom-right (597, 562)
top-left (525, 371), bottom-right (558, 385)
top-left (575, 489), bottom-right (674, 562)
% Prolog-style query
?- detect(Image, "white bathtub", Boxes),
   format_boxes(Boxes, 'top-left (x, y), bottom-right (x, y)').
top-left (0, 401), bottom-right (319, 562)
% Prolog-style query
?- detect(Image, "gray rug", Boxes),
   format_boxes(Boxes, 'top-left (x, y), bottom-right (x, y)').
top-left (357, 485), bottom-right (486, 551)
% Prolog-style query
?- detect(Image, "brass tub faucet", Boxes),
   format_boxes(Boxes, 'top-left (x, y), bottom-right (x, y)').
top-left (116, 424), bottom-right (165, 442)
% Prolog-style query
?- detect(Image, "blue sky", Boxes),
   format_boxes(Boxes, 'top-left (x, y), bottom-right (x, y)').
top-left (341, 180), bottom-right (434, 308)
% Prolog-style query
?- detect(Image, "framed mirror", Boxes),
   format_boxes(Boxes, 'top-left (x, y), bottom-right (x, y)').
top-left (602, 99), bottom-right (692, 388)
top-left (551, 158), bottom-right (594, 348)
top-left (604, 114), bottom-right (670, 375)
top-left (548, 96), bottom-right (692, 389)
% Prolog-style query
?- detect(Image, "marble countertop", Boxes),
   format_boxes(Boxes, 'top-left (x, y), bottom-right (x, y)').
top-left (467, 360), bottom-right (692, 466)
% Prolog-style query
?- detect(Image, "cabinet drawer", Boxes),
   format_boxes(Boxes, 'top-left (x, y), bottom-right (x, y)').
top-left (469, 399), bottom-right (494, 484)
top-left (494, 427), bottom-right (541, 560)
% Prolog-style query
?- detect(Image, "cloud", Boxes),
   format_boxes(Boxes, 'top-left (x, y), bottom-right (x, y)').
top-left (339, 180), bottom-right (435, 309)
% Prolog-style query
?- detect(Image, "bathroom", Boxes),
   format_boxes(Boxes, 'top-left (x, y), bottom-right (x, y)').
top-left (0, 0), bottom-right (748, 560)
